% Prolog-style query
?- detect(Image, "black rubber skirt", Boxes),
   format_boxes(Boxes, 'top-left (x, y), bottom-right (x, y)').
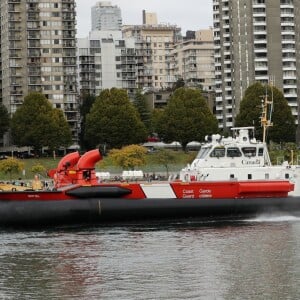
top-left (1, 196), bottom-right (300, 226)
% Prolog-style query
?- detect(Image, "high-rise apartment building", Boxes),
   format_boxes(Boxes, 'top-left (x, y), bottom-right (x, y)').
top-left (91, 1), bottom-right (122, 31)
top-left (172, 29), bottom-right (215, 92)
top-left (213, 0), bottom-right (300, 130)
top-left (122, 12), bottom-right (182, 90)
top-left (0, 0), bottom-right (79, 146)
top-left (77, 31), bottom-right (136, 97)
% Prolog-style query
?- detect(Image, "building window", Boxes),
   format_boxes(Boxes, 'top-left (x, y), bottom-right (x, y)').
top-left (90, 40), bottom-right (100, 48)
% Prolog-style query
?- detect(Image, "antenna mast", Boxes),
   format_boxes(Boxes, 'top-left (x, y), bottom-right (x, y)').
top-left (260, 77), bottom-right (274, 143)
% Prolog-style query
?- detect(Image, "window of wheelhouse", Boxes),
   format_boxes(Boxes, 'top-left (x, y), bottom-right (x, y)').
top-left (210, 147), bottom-right (225, 158)
top-left (258, 148), bottom-right (264, 156)
top-left (242, 147), bottom-right (256, 157)
top-left (196, 146), bottom-right (211, 159)
top-left (227, 147), bottom-right (242, 157)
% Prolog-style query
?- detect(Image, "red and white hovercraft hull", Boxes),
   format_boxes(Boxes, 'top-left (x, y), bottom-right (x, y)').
top-left (0, 149), bottom-right (299, 226)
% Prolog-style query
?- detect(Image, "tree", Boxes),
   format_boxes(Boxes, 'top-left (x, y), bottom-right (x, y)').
top-left (235, 82), bottom-right (296, 143)
top-left (109, 144), bottom-right (147, 170)
top-left (152, 148), bottom-right (177, 177)
top-left (172, 78), bottom-right (185, 91)
top-left (150, 108), bottom-right (164, 137)
top-left (0, 157), bottom-right (24, 180)
top-left (133, 89), bottom-right (151, 132)
top-left (10, 92), bottom-right (72, 153)
top-left (47, 109), bottom-right (73, 151)
top-left (85, 88), bottom-right (148, 149)
top-left (79, 93), bottom-right (96, 150)
top-left (155, 87), bottom-right (218, 150)
top-left (0, 104), bottom-right (9, 138)
top-left (31, 163), bottom-right (47, 177)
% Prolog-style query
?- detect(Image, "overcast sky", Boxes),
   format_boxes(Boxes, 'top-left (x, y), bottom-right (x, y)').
top-left (76, 0), bottom-right (213, 37)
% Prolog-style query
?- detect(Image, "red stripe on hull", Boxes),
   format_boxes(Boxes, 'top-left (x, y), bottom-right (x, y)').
top-left (0, 191), bottom-right (73, 201)
top-left (0, 180), bottom-right (294, 202)
top-left (170, 180), bottom-right (293, 199)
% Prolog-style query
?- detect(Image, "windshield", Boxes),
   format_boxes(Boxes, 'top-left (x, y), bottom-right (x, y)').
top-left (210, 147), bottom-right (225, 158)
top-left (196, 146), bottom-right (211, 159)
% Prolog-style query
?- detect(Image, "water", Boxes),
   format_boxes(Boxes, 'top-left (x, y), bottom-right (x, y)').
top-left (1, 216), bottom-right (300, 300)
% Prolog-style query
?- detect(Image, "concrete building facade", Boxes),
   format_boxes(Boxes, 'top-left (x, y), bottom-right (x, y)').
top-left (0, 0), bottom-right (79, 146)
top-left (172, 29), bottom-right (215, 92)
top-left (213, 0), bottom-right (300, 130)
top-left (122, 12), bottom-right (182, 91)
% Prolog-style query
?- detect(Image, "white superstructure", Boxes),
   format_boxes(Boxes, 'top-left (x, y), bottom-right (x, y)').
top-left (180, 127), bottom-right (300, 196)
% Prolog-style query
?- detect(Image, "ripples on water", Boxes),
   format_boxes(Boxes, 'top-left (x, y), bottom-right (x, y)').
top-left (1, 215), bottom-right (300, 300)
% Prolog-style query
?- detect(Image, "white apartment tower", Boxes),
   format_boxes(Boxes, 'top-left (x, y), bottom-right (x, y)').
top-left (91, 1), bottom-right (122, 31)
top-left (0, 0), bottom-right (78, 146)
top-left (213, 0), bottom-right (300, 130)
top-left (77, 31), bottom-right (136, 97)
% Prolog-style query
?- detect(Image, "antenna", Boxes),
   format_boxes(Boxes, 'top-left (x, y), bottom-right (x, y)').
top-left (260, 77), bottom-right (274, 143)
top-left (269, 75), bottom-right (274, 125)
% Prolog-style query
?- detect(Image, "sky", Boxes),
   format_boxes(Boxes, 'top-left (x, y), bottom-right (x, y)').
top-left (76, 0), bottom-right (213, 38)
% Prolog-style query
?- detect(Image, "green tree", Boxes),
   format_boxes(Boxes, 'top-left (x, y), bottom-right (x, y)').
top-left (31, 163), bottom-right (47, 177)
top-left (133, 89), bottom-right (151, 132)
top-left (109, 144), bottom-right (147, 170)
top-left (79, 93), bottom-right (96, 150)
top-left (0, 157), bottom-right (24, 180)
top-left (47, 109), bottom-right (72, 151)
top-left (0, 104), bottom-right (10, 138)
top-left (85, 88), bottom-right (148, 149)
top-left (235, 82), bottom-right (296, 142)
top-left (11, 92), bottom-right (72, 153)
top-left (150, 108), bottom-right (164, 136)
top-left (156, 87), bottom-right (218, 150)
top-left (172, 78), bottom-right (185, 91)
top-left (152, 148), bottom-right (177, 177)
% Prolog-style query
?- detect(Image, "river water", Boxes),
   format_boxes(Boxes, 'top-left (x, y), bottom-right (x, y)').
top-left (1, 215), bottom-right (300, 300)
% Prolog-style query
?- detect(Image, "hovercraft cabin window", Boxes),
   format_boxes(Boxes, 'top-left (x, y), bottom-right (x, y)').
top-left (227, 147), bottom-right (242, 157)
top-left (210, 147), bottom-right (225, 158)
top-left (197, 147), bottom-right (211, 159)
top-left (242, 147), bottom-right (256, 157)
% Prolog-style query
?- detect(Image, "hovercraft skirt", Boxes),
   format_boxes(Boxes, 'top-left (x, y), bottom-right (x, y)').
top-left (0, 196), bottom-right (300, 226)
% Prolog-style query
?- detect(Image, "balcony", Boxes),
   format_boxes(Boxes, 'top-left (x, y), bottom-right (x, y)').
top-left (281, 21), bottom-right (295, 27)
top-left (253, 4), bottom-right (266, 9)
top-left (281, 13), bottom-right (294, 18)
top-left (255, 75), bottom-right (269, 81)
top-left (253, 21), bottom-right (266, 26)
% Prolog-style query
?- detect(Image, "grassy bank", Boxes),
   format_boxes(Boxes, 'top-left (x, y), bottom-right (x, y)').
top-left (0, 151), bottom-right (196, 181)
top-left (0, 157), bottom-right (61, 181)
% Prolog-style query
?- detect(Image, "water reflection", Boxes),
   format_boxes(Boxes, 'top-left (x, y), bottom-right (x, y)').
top-left (0, 218), bottom-right (299, 299)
